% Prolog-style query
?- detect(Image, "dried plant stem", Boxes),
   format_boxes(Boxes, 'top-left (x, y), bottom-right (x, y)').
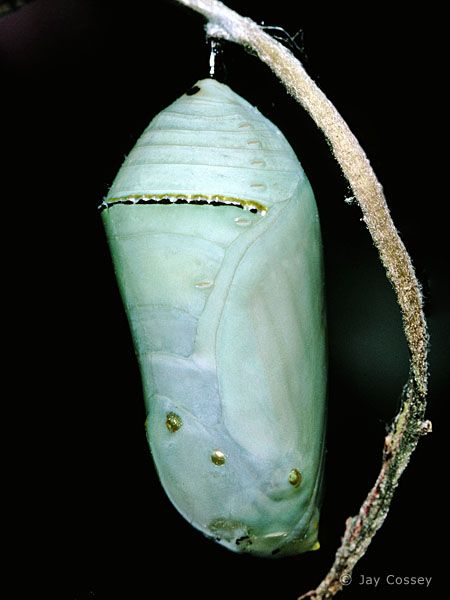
top-left (176, 1), bottom-right (430, 598)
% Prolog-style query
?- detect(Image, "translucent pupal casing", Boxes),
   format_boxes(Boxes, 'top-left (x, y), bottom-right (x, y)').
top-left (102, 79), bottom-right (327, 557)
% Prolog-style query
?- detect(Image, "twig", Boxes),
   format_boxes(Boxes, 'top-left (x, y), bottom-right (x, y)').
top-left (176, 1), bottom-right (430, 598)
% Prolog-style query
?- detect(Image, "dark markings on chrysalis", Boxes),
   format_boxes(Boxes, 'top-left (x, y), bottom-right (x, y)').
top-left (99, 197), bottom-right (258, 213)
top-left (186, 85), bottom-right (201, 96)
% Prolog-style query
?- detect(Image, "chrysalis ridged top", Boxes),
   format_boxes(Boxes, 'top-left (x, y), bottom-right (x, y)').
top-left (105, 78), bottom-right (303, 212)
top-left (102, 79), bottom-right (327, 557)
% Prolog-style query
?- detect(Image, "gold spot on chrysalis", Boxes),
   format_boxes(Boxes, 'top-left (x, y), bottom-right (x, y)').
top-left (288, 468), bottom-right (302, 487)
top-left (102, 193), bottom-right (267, 216)
top-left (208, 518), bottom-right (249, 542)
top-left (311, 541), bottom-right (321, 551)
top-left (195, 280), bottom-right (213, 289)
top-left (165, 412), bottom-right (182, 433)
top-left (211, 450), bottom-right (226, 466)
top-left (234, 217), bottom-right (251, 226)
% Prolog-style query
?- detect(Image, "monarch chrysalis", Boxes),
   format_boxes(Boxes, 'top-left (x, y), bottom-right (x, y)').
top-left (101, 79), bottom-right (327, 557)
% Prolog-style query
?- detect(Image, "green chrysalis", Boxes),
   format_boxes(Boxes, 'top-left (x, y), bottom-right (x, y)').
top-left (101, 79), bottom-right (327, 556)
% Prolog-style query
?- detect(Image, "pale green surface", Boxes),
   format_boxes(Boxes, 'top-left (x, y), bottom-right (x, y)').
top-left (103, 79), bottom-right (326, 556)
top-left (106, 78), bottom-right (301, 207)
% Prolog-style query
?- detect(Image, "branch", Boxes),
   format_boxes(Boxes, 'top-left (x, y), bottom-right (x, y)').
top-left (176, 1), bottom-right (430, 598)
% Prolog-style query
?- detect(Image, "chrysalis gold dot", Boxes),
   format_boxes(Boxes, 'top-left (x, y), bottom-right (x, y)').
top-left (195, 280), bottom-right (213, 289)
top-left (165, 412), bottom-right (182, 433)
top-left (211, 450), bottom-right (226, 466)
top-left (288, 468), bottom-right (302, 487)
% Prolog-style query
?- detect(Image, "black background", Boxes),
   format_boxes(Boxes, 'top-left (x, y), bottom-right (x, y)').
top-left (2, 1), bottom-right (447, 599)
